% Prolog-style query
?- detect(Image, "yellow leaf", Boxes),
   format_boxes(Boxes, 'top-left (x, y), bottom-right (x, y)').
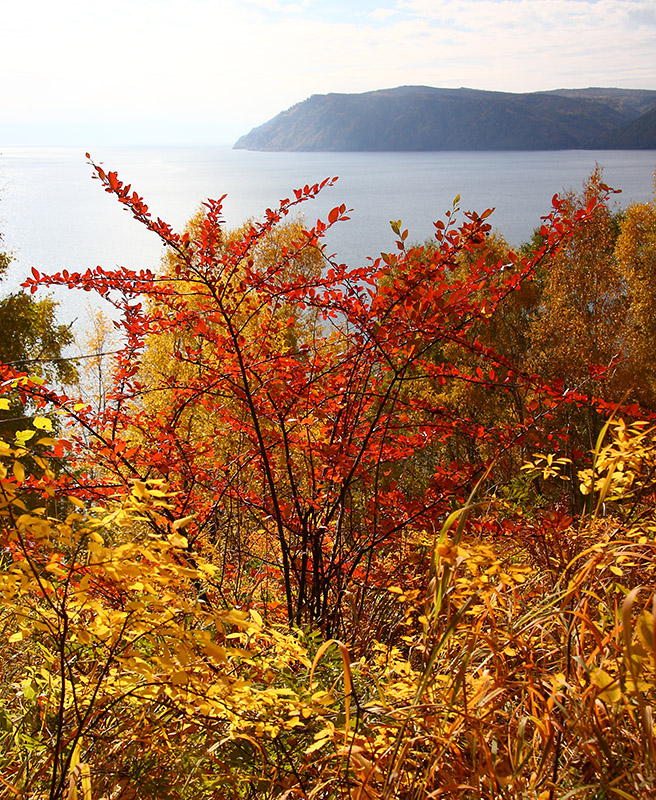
top-left (172, 514), bottom-right (195, 530)
top-left (132, 480), bottom-right (149, 499)
top-left (171, 669), bottom-right (188, 686)
top-left (305, 737), bottom-right (330, 755)
top-left (0, 399), bottom-right (9, 410)
top-left (8, 631), bottom-right (25, 643)
top-left (168, 532), bottom-right (188, 549)
top-left (590, 668), bottom-right (622, 703)
top-left (203, 642), bottom-right (227, 663)
top-left (13, 461), bottom-right (25, 483)
top-left (33, 417), bottom-right (53, 431)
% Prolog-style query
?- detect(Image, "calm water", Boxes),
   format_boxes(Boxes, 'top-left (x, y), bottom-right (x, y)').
top-left (1, 146), bottom-right (655, 327)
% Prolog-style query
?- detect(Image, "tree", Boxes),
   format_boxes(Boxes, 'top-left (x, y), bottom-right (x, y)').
top-left (432, 228), bottom-right (543, 474)
top-left (134, 210), bottom-right (327, 609)
top-left (13, 158), bottom-right (609, 635)
top-left (614, 174), bottom-right (656, 408)
top-left (0, 240), bottom-right (76, 385)
top-left (0, 235), bottom-right (77, 441)
top-left (527, 168), bottom-right (625, 399)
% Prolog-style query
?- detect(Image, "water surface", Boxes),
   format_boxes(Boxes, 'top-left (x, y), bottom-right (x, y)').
top-left (1, 146), bottom-right (654, 327)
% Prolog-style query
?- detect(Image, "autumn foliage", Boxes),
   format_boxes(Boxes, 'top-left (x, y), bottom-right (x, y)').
top-left (1, 160), bottom-right (656, 799)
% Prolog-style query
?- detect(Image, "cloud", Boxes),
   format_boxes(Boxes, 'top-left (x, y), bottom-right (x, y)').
top-left (1, 0), bottom-right (654, 144)
top-left (628, 3), bottom-right (656, 26)
top-left (371, 7), bottom-right (400, 20)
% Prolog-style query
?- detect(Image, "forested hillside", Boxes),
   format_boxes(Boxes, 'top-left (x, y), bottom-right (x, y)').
top-left (2, 162), bottom-right (656, 799)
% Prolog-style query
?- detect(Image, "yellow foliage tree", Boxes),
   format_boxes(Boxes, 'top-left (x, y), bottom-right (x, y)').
top-left (614, 174), bottom-right (656, 408)
top-left (527, 167), bottom-right (625, 399)
top-left (0, 421), bottom-right (318, 799)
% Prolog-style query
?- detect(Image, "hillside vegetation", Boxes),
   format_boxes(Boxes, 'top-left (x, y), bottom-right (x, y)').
top-left (1, 163), bottom-right (656, 799)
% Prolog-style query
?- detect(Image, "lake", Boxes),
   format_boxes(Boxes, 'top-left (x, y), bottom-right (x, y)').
top-left (1, 146), bottom-right (655, 328)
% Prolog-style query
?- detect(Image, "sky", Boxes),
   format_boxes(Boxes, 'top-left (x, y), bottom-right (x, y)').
top-left (2, 0), bottom-right (655, 146)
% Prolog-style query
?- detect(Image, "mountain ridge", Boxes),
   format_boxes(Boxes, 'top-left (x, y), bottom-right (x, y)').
top-left (234, 86), bottom-right (656, 152)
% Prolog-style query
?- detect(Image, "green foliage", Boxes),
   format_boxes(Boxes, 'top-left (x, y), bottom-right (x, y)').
top-left (0, 238), bottom-right (77, 446)
top-left (0, 245), bottom-right (76, 386)
top-left (0, 291), bottom-right (75, 382)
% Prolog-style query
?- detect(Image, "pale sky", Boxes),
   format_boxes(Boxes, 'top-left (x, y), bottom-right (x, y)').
top-left (2, 0), bottom-right (655, 145)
